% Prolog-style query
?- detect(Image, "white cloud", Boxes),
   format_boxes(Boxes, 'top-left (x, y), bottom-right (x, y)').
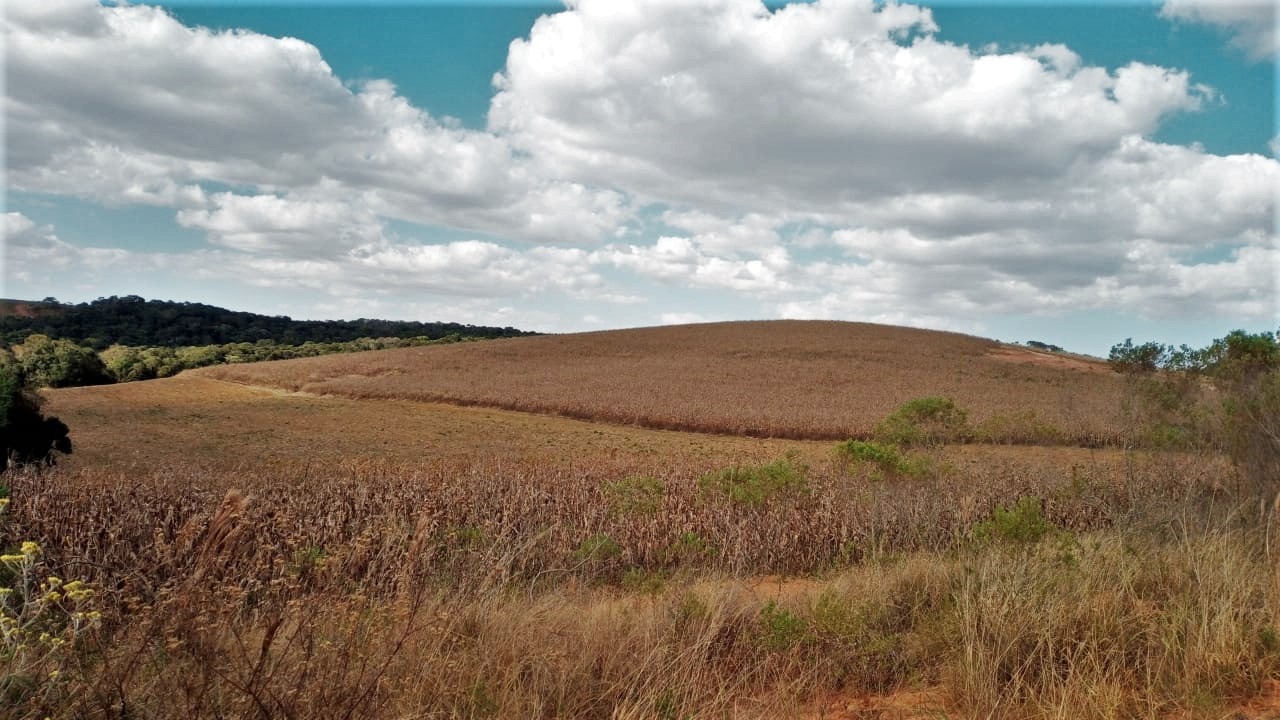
top-left (5, 0), bottom-right (1276, 336)
top-left (1161, 0), bottom-right (1278, 61)
top-left (2, 213), bottom-right (135, 293)
top-left (488, 0), bottom-right (1275, 323)
top-left (176, 191), bottom-right (385, 257)
top-left (492, 0), bottom-right (1208, 211)
top-left (660, 311), bottom-right (717, 325)
top-left (602, 235), bottom-right (795, 293)
top-left (4, 0), bottom-right (628, 244)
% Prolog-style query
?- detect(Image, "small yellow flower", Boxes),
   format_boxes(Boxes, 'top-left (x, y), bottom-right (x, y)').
top-left (48, 670), bottom-right (60, 680)
top-left (20, 541), bottom-right (39, 556)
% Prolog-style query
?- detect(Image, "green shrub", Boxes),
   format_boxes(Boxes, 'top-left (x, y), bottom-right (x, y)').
top-left (601, 475), bottom-right (665, 517)
top-left (758, 600), bottom-right (808, 651)
top-left (664, 532), bottom-right (718, 565)
top-left (573, 533), bottom-right (623, 564)
top-left (873, 396), bottom-right (969, 447)
top-left (835, 440), bottom-right (932, 479)
top-left (697, 452), bottom-right (808, 506)
top-left (972, 497), bottom-right (1055, 545)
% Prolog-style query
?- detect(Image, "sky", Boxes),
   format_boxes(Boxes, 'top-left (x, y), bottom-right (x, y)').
top-left (2, 0), bottom-right (1277, 356)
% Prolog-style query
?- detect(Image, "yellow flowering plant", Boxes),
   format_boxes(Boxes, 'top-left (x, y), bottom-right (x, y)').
top-left (0, 491), bottom-right (101, 713)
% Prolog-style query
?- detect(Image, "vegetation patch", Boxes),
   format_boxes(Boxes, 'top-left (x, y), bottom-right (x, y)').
top-left (696, 452), bottom-right (808, 506)
top-left (835, 439), bottom-right (933, 479)
top-left (971, 496), bottom-right (1056, 546)
top-left (873, 396), bottom-right (970, 447)
top-left (601, 474), bottom-right (665, 517)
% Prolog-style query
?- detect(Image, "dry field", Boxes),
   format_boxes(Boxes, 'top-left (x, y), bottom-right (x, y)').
top-left (199, 320), bottom-right (1129, 445)
top-left (4, 324), bottom-right (1278, 719)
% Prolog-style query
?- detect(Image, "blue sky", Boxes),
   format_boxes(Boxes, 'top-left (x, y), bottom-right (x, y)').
top-left (4, 0), bottom-right (1277, 355)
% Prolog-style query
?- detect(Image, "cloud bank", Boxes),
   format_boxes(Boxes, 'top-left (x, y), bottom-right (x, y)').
top-left (4, 0), bottom-right (1276, 336)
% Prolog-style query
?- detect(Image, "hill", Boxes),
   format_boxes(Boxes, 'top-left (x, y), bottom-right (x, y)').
top-left (0, 295), bottom-right (536, 349)
top-left (199, 319), bottom-right (1126, 444)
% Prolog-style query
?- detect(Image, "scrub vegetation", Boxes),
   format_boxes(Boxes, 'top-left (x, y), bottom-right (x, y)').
top-left (0, 321), bottom-right (1276, 719)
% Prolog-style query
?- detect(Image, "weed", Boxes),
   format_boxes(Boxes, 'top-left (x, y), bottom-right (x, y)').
top-left (758, 600), bottom-right (808, 651)
top-left (971, 497), bottom-right (1055, 545)
top-left (697, 452), bottom-right (808, 506)
top-left (835, 439), bottom-right (932, 479)
top-left (573, 533), bottom-right (624, 564)
top-left (873, 396), bottom-right (970, 447)
top-left (601, 475), bottom-right (664, 517)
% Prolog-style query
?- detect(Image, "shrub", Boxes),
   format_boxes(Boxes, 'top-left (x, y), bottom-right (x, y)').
top-left (758, 601), bottom-right (808, 651)
top-left (601, 475), bottom-right (665, 517)
top-left (972, 497), bottom-right (1055, 546)
top-left (835, 439), bottom-right (932, 479)
top-left (0, 367), bottom-right (72, 472)
top-left (696, 452), bottom-right (808, 506)
top-left (573, 533), bottom-right (624, 564)
top-left (873, 396), bottom-right (969, 447)
top-left (663, 532), bottom-right (718, 566)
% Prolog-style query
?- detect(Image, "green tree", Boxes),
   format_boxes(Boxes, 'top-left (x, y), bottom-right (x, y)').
top-left (0, 364), bottom-right (72, 471)
top-left (12, 335), bottom-right (109, 388)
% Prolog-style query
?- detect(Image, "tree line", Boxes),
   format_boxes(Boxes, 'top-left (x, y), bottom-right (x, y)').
top-left (1108, 329), bottom-right (1279, 502)
top-left (0, 333), bottom-right (483, 388)
top-left (1, 295), bottom-right (535, 349)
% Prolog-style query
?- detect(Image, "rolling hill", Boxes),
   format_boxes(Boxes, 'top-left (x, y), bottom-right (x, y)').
top-left (198, 319), bottom-right (1126, 444)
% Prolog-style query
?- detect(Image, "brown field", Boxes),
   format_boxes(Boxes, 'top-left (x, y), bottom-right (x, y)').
top-left (198, 320), bottom-right (1128, 445)
top-left (4, 321), bottom-right (1277, 719)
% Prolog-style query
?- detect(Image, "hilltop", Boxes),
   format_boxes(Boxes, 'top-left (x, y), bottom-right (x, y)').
top-left (0, 295), bottom-right (536, 349)
top-left (201, 319), bottom-right (1124, 444)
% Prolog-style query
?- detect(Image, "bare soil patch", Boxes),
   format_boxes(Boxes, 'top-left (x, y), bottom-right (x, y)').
top-left (986, 344), bottom-right (1113, 374)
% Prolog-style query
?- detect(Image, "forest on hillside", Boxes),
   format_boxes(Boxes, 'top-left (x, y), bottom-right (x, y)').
top-left (0, 295), bottom-right (535, 349)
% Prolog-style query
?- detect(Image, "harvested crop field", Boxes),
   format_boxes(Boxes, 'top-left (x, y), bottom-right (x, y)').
top-left (199, 320), bottom-right (1127, 445)
top-left (11, 321), bottom-right (1278, 720)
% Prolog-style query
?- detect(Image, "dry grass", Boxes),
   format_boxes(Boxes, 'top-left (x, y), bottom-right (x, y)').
top-left (4, 336), bottom-right (1277, 719)
top-left (4, 456), bottom-right (1275, 719)
top-left (197, 320), bottom-right (1127, 445)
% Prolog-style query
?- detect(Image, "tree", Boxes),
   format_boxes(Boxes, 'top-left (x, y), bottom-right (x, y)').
top-left (1109, 329), bottom-right (1280, 505)
top-left (0, 365), bottom-right (72, 471)
top-left (11, 334), bottom-right (109, 388)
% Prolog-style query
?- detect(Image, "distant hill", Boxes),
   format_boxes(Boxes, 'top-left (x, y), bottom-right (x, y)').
top-left (0, 296), bottom-right (536, 349)
top-left (200, 319), bottom-right (1124, 445)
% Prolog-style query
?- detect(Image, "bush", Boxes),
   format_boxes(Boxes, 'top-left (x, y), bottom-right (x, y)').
top-left (835, 440), bottom-right (932, 479)
top-left (0, 367), bottom-right (72, 472)
top-left (696, 452), bottom-right (808, 506)
top-left (873, 397), bottom-right (969, 447)
top-left (10, 335), bottom-right (108, 389)
top-left (601, 475), bottom-right (665, 517)
top-left (972, 497), bottom-right (1055, 546)
top-left (758, 600), bottom-right (808, 651)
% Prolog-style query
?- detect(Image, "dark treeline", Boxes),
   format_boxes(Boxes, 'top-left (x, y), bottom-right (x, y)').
top-left (0, 295), bottom-right (536, 349)
top-left (0, 333), bottom-right (485, 388)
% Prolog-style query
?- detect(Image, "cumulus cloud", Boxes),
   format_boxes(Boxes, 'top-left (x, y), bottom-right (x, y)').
top-left (4, 0), bottom-right (627, 244)
top-left (487, 0), bottom-right (1275, 324)
top-left (1161, 0), bottom-right (1278, 61)
top-left (492, 0), bottom-right (1208, 211)
top-left (5, 0), bottom-right (1276, 334)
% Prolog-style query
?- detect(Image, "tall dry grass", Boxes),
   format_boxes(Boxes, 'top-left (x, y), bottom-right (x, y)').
top-left (3, 446), bottom-right (1275, 719)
